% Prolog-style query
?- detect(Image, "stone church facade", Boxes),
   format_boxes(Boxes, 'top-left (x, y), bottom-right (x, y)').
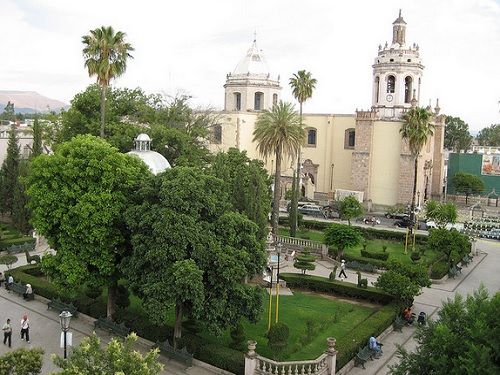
top-left (209, 12), bottom-right (445, 209)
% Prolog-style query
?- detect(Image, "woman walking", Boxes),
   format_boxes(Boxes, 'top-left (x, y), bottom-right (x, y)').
top-left (20, 314), bottom-right (30, 343)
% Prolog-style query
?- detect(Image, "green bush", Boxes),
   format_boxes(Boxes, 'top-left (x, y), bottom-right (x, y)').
top-left (410, 252), bottom-right (421, 262)
top-left (0, 255), bottom-right (18, 268)
top-left (280, 273), bottom-right (394, 304)
top-left (88, 301), bottom-right (107, 318)
top-left (360, 249), bottom-right (389, 261)
top-left (230, 321), bottom-right (246, 351)
top-left (430, 261), bottom-right (449, 279)
top-left (342, 253), bottom-right (388, 269)
top-left (115, 285), bottom-right (130, 309)
top-left (0, 237), bottom-right (36, 249)
top-left (267, 322), bottom-right (290, 355)
top-left (85, 285), bottom-right (103, 300)
top-left (5, 265), bottom-right (61, 301)
top-left (196, 342), bottom-right (245, 375)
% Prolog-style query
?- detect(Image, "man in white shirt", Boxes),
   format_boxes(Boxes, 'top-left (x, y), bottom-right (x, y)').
top-left (20, 315), bottom-right (30, 343)
top-left (2, 319), bottom-right (12, 347)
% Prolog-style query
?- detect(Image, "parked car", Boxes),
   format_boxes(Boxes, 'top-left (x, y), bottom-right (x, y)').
top-left (425, 221), bottom-right (464, 231)
top-left (298, 204), bottom-right (326, 217)
top-left (394, 217), bottom-right (413, 228)
top-left (385, 212), bottom-right (410, 220)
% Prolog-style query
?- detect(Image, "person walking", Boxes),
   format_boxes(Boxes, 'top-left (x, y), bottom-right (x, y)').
top-left (20, 314), bottom-right (30, 343)
top-left (2, 319), bottom-right (12, 347)
top-left (338, 259), bottom-right (348, 279)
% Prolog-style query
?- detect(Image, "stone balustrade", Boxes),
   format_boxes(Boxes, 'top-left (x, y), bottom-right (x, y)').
top-left (245, 338), bottom-right (337, 375)
top-left (272, 235), bottom-right (328, 258)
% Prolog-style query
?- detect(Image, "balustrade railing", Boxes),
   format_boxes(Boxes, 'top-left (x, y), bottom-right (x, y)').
top-left (255, 354), bottom-right (328, 375)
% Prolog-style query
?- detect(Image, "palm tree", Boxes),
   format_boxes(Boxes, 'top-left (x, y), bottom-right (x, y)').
top-left (253, 101), bottom-right (305, 234)
top-left (289, 70), bottom-right (317, 237)
top-left (400, 107), bottom-right (434, 244)
top-left (82, 26), bottom-right (134, 138)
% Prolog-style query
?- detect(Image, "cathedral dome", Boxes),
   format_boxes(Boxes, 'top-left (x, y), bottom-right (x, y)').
top-left (232, 39), bottom-right (271, 77)
top-left (127, 133), bottom-right (171, 175)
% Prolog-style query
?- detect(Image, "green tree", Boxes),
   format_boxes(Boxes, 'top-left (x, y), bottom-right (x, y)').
top-left (386, 259), bottom-right (431, 288)
top-left (324, 223), bottom-right (362, 259)
top-left (400, 107), bottom-right (434, 230)
top-left (12, 160), bottom-right (31, 234)
top-left (0, 348), bottom-right (43, 375)
top-left (444, 115), bottom-right (473, 152)
top-left (31, 116), bottom-right (43, 158)
top-left (26, 135), bottom-right (148, 318)
top-left (452, 172), bottom-right (485, 204)
top-left (476, 124), bottom-right (500, 146)
top-left (339, 196), bottom-right (364, 225)
top-left (82, 26), bottom-right (134, 138)
top-left (374, 270), bottom-right (421, 309)
top-left (425, 200), bottom-right (457, 227)
top-left (427, 228), bottom-right (471, 266)
top-left (289, 70), bottom-right (317, 237)
top-left (52, 333), bottom-right (163, 375)
top-left (293, 250), bottom-right (316, 274)
top-left (389, 286), bottom-right (500, 375)
top-left (0, 101), bottom-right (15, 121)
top-left (0, 125), bottom-right (21, 214)
top-left (122, 167), bottom-right (265, 345)
top-left (211, 148), bottom-right (272, 240)
top-left (253, 101), bottom-right (304, 234)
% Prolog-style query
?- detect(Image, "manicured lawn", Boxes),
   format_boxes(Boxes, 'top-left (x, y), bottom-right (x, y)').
top-left (278, 227), bottom-right (324, 242)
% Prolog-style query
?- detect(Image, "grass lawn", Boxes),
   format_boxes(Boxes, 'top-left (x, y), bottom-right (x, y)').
top-left (278, 227), bottom-right (439, 265)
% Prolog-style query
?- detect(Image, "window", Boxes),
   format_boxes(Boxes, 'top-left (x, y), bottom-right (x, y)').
top-left (234, 92), bottom-right (241, 111)
top-left (273, 93), bottom-right (278, 106)
top-left (387, 75), bottom-right (395, 93)
top-left (375, 76), bottom-right (380, 103)
top-left (307, 128), bottom-right (317, 146)
top-left (254, 92), bottom-right (263, 110)
top-left (213, 124), bottom-right (222, 144)
top-left (404, 76), bottom-right (412, 103)
top-left (344, 128), bottom-right (355, 149)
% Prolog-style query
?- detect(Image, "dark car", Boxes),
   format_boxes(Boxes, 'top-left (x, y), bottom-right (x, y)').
top-left (394, 217), bottom-right (413, 228)
top-left (385, 212), bottom-right (410, 220)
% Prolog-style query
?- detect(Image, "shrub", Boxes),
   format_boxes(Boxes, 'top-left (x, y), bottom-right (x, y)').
top-left (360, 249), bottom-right (389, 261)
top-left (386, 260), bottom-right (430, 288)
top-left (374, 270), bottom-right (421, 309)
top-left (229, 321), bottom-right (245, 351)
top-left (196, 341), bottom-right (245, 375)
top-left (382, 245), bottom-right (388, 252)
top-left (410, 251), bottom-right (421, 262)
top-left (115, 285), bottom-right (130, 309)
top-left (280, 273), bottom-right (394, 304)
top-left (342, 253), bottom-right (388, 269)
top-left (0, 255), bottom-right (18, 269)
top-left (85, 285), bottom-right (103, 300)
top-left (293, 251), bottom-right (316, 275)
top-left (267, 322), bottom-right (290, 355)
top-left (430, 261), bottom-right (449, 279)
top-left (88, 301), bottom-right (107, 318)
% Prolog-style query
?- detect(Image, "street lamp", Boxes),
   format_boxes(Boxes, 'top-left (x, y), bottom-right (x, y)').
top-left (275, 242), bottom-right (283, 323)
top-left (59, 311), bottom-right (72, 359)
top-left (417, 191), bottom-right (420, 208)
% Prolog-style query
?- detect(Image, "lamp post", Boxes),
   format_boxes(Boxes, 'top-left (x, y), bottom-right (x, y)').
top-left (267, 264), bottom-right (273, 331)
top-left (275, 242), bottom-right (283, 323)
top-left (417, 191), bottom-right (420, 208)
top-left (59, 311), bottom-right (72, 359)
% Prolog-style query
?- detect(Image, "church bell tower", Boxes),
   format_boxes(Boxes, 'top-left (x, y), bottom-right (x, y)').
top-left (372, 10), bottom-right (424, 119)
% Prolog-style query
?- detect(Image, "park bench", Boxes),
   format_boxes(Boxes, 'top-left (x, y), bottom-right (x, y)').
top-left (460, 254), bottom-right (473, 267)
top-left (354, 345), bottom-right (374, 369)
top-left (6, 282), bottom-right (34, 300)
top-left (448, 265), bottom-right (462, 279)
top-left (153, 340), bottom-right (193, 366)
top-left (93, 317), bottom-right (130, 337)
top-left (393, 316), bottom-right (406, 332)
top-left (47, 298), bottom-right (78, 317)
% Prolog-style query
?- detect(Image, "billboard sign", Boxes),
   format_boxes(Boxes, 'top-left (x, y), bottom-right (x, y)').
top-left (481, 154), bottom-right (500, 176)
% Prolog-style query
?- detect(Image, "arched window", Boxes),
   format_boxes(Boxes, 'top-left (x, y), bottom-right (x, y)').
top-left (344, 128), bottom-right (355, 149)
top-left (404, 76), bottom-right (412, 103)
top-left (307, 128), bottom-right (317, 146)
top-left (387, 75), bottom-right (395, 94)
top-left (375, 76), bottom-right (380, 103)
top-left (234, 92), bottom-right (241, 111)
top-left (213, 124), bottom-right (222, 144)
top-left (273, 93), bottom-right (278, 106)
top-left (254, 92), bottom-right (263, 110)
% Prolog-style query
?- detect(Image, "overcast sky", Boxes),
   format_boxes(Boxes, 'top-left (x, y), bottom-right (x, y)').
top-left (1, 0), bottom-right (499, 131)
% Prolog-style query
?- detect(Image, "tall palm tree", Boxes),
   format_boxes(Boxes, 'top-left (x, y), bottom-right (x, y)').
top-left (400, 107), bottom-right (434, 241)
top-left (253, 101), bottom-right (305, 234)
top-left (82, 26), bottom-right (134, 138)
top-left (289, 70), bottom-right (317, 237)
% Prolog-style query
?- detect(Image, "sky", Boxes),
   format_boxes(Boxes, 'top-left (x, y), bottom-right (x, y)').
top-left (1, 0), bottom-right (499, 132)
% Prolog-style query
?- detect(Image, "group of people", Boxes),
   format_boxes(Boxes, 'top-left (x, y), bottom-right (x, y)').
top-left (2, 315), bottom-right (30, 348)
top-left (403, 307), bottom-right (427, 326)
top-left (0, 273), bottom-right (33, 300)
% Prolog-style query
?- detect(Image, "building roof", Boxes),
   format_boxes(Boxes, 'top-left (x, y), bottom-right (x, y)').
top-left (127, 150), bottom-right (171, 175)
top-left (232, 39), bottom-right (271, 76)
top-left (393, 9), bottom-right (407, 24)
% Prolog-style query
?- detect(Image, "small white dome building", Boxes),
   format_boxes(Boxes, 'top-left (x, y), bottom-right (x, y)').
top-left (127, 134), bottom-right (171, 175)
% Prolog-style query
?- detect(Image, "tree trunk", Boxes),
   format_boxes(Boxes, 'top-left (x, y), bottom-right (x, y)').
top-left (272, 151), bottom-right (282, 234)
top-left (100, 83), bottom-right (107, 138)
top-left (409, 157), bottom-right (419, 237)
top-left (290, 169), bottom-right (297, 237)
top-left (106, 280), bottom-right (117, 319)
top-left (173, 303), bottom-right (183, 349)
top-left (291, 102), bottom-right (304, 237)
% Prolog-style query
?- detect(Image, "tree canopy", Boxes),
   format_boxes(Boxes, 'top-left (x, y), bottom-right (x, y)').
top-left (452, 172), bottom-right (484, 203)
top-left (0, 348), bottom-right (43, 375)
top-left (26, 135), bottom-right (148, 316)
top-left (427, 228), bottom-right (471, 266)
top-left (390, 286), bottom-right (500, 375)
top-left (122, 167), bottom-right (266, 343)
top-left (476, 124), bottom-right (500, 146)
top-left (0, 125), bottom-right (21, 215)
top-left (52, 333), bottom-right (163, 375)
top-left (339, 196), bottom-right (364, 225)
top-left (324, 223), bottom-right (362, 259)
top-left (444, 115), bottom-right (473, 152)
top-left (425, 200), bottom-right (457, 227)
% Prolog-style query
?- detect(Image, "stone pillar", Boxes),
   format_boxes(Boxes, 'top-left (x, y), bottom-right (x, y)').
top-left (325, 337), bottom-right (337, 375)
top-left (245, 340), bottom-right (257, 375)
top-left (351, 110), bottom-right (376, 201)
top-left (397, 138), bottom-right (414, 205)
top-left (431, 115), bottom-right (445, 198)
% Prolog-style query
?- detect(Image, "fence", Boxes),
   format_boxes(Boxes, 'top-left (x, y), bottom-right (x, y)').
top-left (273, 235), bottom-right (328, 259)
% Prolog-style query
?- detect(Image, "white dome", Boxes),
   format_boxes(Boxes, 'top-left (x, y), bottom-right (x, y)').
top-left (232, 39), bottom-right (271, 77)
top-left (136, 133), bottom-right (151, 142)
top-left (127, 150), bottom-right (171, 175)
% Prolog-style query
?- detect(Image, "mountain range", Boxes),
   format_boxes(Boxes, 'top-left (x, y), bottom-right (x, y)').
top-left (0, 90), bottom-right (68, 113)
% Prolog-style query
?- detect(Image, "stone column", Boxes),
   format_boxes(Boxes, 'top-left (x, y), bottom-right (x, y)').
top-left (245, 340), bottom-right (257, 375)
top-left (325, 337), bottom-right (337, 375)
top-left (351, 110), bottom-right (376, 201)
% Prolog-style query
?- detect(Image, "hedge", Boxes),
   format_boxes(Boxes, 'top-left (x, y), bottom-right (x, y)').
top-left (280, 273), bottom-right (394, 304)
top-left (342, 253), bottom-right (389, 269)
top-left (361, 249), bottom-right (389, 261)
top-left (0, 237), bottom-right (35, 249)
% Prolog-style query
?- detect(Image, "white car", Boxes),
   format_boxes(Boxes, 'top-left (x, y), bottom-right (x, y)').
top-left (426, 221), bottom-right (464, 231)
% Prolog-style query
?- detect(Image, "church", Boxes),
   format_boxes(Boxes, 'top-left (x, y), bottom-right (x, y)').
top-left (208, 11), bottom-right (445, 210)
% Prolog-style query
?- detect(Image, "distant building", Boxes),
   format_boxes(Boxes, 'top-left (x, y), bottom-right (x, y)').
top-left (0, 123), bottom-right (35, 164)
top-left (208, 11), bottom-right (445, 208)
top-left (127, 133), bottom-right (171, 175)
